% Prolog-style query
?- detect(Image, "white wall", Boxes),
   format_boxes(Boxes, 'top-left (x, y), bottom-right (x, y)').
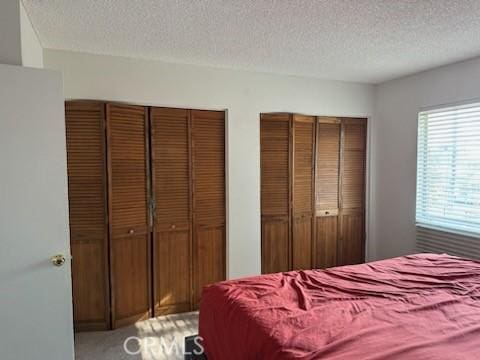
top-left (0, 0), bottom-right (43, 68)
top-left (44, 49), bottom-right (375, 278)
top-left (20, 1), bottom-right (43, 68)
top-left (0, 0), bottom-right (22, 65)
top-left (372, 56), bottom-right (480, 260)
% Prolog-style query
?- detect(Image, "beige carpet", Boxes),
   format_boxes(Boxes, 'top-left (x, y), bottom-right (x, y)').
top-left (75, 312), bottom-right (199, 360)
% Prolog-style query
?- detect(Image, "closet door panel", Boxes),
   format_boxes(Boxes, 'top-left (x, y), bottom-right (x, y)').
top-left (314, 118), bottom-right (340, 269)
top-left (338, 119), bottom-right (366, 266)
top-left (65, 101), bottom-right (109, 331)
top-left (191, 110), bottom-right (226, 307)
top-left (150, 107), bottom-right (191, 315)
top-left (338, 210), bottom-right (364, 266)
top-left (70, 242), bottom-right (106, 328)
top-left (262, 217), bottom-right (290, 273)
top-left (111, 235), bottom-right (150, 326)
top-left (196, 225), bottom-right (225, 302)
top-left (155, 231), bottom-right (190, 314)
top-left (315, 216), bottom-right (338, 268)
top-left (107, 104), bottom-right (151, 328)
top-left (292, 215), bottom-right (313, 269)
top-left (260, 114), bottom-right (291, 274)
top-left (292, 115), bottom-right (315, 270)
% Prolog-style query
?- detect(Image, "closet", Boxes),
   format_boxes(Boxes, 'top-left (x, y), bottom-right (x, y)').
top-left (150, 108), bottom-right (226, 313)
top-left (65, 101), bottom-right (226, 331)
top-left (260, 114), bottom-right (366, 274)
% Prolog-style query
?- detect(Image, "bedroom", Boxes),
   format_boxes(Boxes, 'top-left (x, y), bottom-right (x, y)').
top-left (1, 0), bottom-right (480, 359)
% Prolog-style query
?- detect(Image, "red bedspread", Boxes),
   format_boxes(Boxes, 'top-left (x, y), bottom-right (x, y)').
top-left (198, 254), bottom-right (480, 359)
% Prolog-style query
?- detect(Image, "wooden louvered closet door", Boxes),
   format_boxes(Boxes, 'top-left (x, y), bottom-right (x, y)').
top-left (314, 117), bottom-right (341, 269)
top-left (338, 118), bottom-right (366, 265)
top-left (260, 113), bottom-right (291, 274)
top-left (291, 115), bottom-right (315, 270)
top-left (65, 101), bottom-right (110, 331)
top-left (191, 110), bottom-right (226, 307)
top-left (106, 104), bottom-right (151, 328)
top-left (150, 107), bottom-right (192, 315)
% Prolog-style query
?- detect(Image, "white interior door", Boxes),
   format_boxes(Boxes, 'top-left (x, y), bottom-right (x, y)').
top-left (0, 64), bottom-right (74, 360)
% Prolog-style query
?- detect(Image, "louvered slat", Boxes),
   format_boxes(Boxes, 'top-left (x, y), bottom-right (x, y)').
top-left (260, 113), bottom-right (291, 274)
top-left (261, 115), bottom-right (290, 216)
top-left (342, 122), bottom-right (366, 210)
top-left (192, 114), bottom-right (225, 226)
top-left (293, 116), bottom-right (315, 214)
top-left (107, 103), bottom-right (151, 328)
top-left (150, 107), bottom-right (191, 315)
top-left (108, 105), bottom-right (148, 236)
top-left (152, 108), bottom-right (190, 229)
top-left (316, 120), bottom-right (340, 213)
top-left (65, 101), bottom-right (109, 331)
top-left (191, 110), bottom-right (226, 307)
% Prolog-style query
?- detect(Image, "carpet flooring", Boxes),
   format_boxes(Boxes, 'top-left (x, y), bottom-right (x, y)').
top-left (75, 311), bottom-right (199, 360)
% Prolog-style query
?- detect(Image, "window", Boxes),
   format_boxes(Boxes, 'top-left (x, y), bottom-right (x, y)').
top-left (416, 101), bottom-right (480, 236)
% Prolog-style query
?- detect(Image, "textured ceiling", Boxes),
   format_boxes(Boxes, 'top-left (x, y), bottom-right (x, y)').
top-left (23, 0), bottom-right (480, 83)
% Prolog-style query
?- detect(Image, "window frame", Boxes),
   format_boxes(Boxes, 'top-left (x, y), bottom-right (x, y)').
top-left (415, 98), bottom-right (480, 238)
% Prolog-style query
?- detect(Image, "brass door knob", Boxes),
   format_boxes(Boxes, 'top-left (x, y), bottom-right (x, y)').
top-left (128, 229), bottom-right (135, 235)
top-left (51, 254), bottom-right (66, 267)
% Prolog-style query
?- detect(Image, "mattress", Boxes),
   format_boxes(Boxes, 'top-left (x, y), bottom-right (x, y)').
top-left (198, 254), bottom-right (480, 359)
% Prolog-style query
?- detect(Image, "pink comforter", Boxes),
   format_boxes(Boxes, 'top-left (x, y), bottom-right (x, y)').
top-left (199, 254), bottom-right (480, 359)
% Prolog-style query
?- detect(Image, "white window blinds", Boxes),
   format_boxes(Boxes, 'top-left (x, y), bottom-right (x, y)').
top-left (416, 101), bottom-right (480, 236)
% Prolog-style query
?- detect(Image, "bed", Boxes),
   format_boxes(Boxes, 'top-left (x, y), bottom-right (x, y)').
top-left (197, 253), bottom-right (480, 359)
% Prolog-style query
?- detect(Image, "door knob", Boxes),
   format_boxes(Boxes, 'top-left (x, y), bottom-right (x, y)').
top-left (51, 254), bottom-right (66, 267)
